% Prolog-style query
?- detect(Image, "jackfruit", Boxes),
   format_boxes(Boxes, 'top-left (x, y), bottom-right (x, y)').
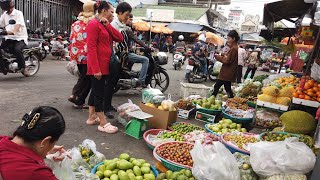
top-left (275, 97), bottom-right (291, 106)
top-left (279, 110), bottom-right (316, 134)
top-left (263, 86), bottom-right (280, 97)
top-left (258, 94), bottom-right (277, 103)
top-left (278, 86), bottom-right (295, 98)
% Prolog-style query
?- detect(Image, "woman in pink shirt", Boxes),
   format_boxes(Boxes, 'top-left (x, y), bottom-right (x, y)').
top-left (86, 2), bottom-right (123, 133)
top-left (0, 106), bottom-right (66, 180)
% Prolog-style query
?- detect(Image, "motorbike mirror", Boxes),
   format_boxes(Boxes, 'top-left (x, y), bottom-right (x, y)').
top-left (8, 20), bottom-right (16, 25)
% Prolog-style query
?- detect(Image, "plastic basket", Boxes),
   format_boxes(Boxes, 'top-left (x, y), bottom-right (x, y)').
top-left (222, 110), bottom-right (253, 124)
top-left (247, 101), bottom-right (256, 108)
top-left (91, 162), bottom-right (159, 176)
top-left (153, 142), bottom-right (193, 171)
top-left (194, 103), bottom-right (222, 115)
top-left (168, 122), bottom-right (205, 133)
top-left (259, 131), bottom-right (300, 141)
top-left (220, 133), bottom-right (258, 155)
top-left (143, 129), bottom-right (172, 150)
top-left (204, 124), bottom-right (220, 136)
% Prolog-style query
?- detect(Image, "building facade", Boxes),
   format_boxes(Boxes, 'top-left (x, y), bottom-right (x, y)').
top-left (227, 7), bottom-right (244, 31)
top-left (240, 14), bottom-right (260, 33)
top-left (1, 0), bottom-right (82, 33)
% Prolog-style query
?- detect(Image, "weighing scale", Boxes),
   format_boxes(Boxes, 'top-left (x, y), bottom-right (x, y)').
top-left (125, 111), bottom-right (153, 139)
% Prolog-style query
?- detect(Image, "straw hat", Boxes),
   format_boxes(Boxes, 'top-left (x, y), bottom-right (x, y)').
top-left (81, 0), bottom-right (95, 18)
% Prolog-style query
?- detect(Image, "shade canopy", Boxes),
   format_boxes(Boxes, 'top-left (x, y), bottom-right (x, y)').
top-left (167, 23), bottom-right (203, 33)
top-left (133, 21), bottom-right (150, 32)
top-left (204, 32), bottom-right (225, 46)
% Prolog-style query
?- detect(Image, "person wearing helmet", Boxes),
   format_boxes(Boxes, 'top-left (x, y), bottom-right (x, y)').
top-left (192, 33), bottom-right (208, 76)
top-left (0, 0), bottom-right (28, 73)
top-left (175, 35), bottom-right (186, 53)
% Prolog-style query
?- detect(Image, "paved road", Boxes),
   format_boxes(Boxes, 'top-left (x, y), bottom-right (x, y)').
top-left (0, 54), bottom-right (267, 163)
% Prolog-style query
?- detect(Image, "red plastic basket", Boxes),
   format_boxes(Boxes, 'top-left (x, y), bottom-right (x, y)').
top-left (143, 129), bottom-right (172, 150)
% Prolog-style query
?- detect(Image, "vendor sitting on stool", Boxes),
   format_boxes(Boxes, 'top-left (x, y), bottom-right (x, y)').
top-left (51, 36), bottom-right (66, 60)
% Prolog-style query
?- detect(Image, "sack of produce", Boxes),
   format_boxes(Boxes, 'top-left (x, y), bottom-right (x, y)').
top-left (233, 152), bottom-right (258, 180)
top-left (257, 94), bottom-right (277, 103)
top-left (278, 86), bottom-right (295, 98)
top-left (260, 174), bottom-right (307, 180)
top-left (117, 99), bottom-right (141, 126)
top-left (262, 86), bottom-right (280, 96)
top-left (254, 109), bottom-right (281, 129)
top-left (250, 138), bottom-right (316, 177)
top-left (191, 141), bottom-right (240, 180)
top-left (142, 85), bottom-right (165, 104)
top-left (275, 97), bottom-right (291, 106)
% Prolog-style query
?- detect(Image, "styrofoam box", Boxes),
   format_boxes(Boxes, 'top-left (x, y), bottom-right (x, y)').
top-left (256, 100), bottom-right (289, 111)
top-left (177, 108), bottom-right (196, 119)
top-left (180, 82), bottom-right (211, 98)
top-left (292, 97), bottom-right (320, 108)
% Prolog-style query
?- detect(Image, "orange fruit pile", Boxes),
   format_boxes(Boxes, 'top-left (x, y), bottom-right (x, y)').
top-left (293, 79), bottom-right (320, 102)
top-left (276, 76), bottom-right (300, 87)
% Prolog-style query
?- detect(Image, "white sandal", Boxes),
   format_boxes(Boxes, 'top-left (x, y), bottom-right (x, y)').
top-left (98, 123), bottom-right (118, 134)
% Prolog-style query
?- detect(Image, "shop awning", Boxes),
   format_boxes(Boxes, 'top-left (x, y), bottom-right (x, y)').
top-left (263, 0), bottom-right (314, 30)
top-left (167, 23), bottom-right (203, 33)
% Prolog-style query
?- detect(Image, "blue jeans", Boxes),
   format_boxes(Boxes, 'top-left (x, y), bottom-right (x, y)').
top-left (196, 57), bottom-right (208, 75)
top-left (128, 53), bottom-right (149, 83)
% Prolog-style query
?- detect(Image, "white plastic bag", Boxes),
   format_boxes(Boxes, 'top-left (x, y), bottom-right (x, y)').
top-left (46, 152), bottom-right (76, 180)
top-left (117, 99), bottom-right (141, 126)
top-left (66, 60), bottom-right (79, 77)
top-left (191, 141), bottom-right (240, 180)
top-left (212, 61), bottom-right (222, 75)
top-left (161, 94), bottom-right (175, 111)
top-left (81, 139), bottom-right (105, 166)
top-left (142, 85), bottom-right (165, 104)
top-left (311, 62), bottom-right (320, 81)
top-left (250, 137), bottom-right (316, 177)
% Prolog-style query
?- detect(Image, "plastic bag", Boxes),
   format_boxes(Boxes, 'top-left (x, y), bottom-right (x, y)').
top-left (46, 152), bottom-right (76, 180)
top-left (117, 99), bottom-right (141, 126)
top-left (250, 137), bottom-right (316, 177)
top-left (191, 141), bottom-right (240, 180)
top-left (260, 174), bottom-right (307, 180)
top-left (66, 60), bottom-right (79, 78)
top-left (311, 62), bottom-right (320, 81)
top-left (212, 61), bottom-right (222, 75)
top-left (254, 109), bottom-right (281, 129)
top-left (233, 152), bottom-right (259, 180)
top-left (81, 139), bottom-right (105, 166)
top-left (161, 94), bottom-right (175, 111)
top-left (142, 85), bottom-right (165, 104)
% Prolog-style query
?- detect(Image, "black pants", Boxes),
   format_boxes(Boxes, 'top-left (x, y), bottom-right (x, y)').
top-left (236, 65), bottom-right (243, 84)
top-left (72, 64), bottom-right (91, 105)
top-left (212, 79), bottom-right (234, 98)
top-left (88, 75), bottom-right (109, 112)
top-left (104, 75), bottom-right (119, 112)
top-left (244, 67), bottom-right (257, 79)
top-left (2, 39), bottom-right (26, 69)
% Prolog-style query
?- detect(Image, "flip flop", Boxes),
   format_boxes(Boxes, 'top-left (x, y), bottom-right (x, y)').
top-left (98, 123), bottom-right (118, 134)
top-left (86, 117), bottom-right (100, 125)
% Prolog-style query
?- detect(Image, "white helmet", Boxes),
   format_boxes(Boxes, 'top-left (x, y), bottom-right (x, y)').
top-left (178, 35), bottom-right (184, 41)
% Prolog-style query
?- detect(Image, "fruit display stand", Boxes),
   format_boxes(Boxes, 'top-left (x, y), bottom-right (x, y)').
top-left (292, 97), bottom-right (320, 108)
top-left (180, 82), bottom-right (211, 98)
top-left (125, 111), bottom-right (153, 139)
top-left (256, 100), bottom-right (289, 111)
top-left (222, 110), bottom-right (253, 124)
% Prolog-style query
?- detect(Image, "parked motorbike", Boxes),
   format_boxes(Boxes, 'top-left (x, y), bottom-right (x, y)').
top-left (208, 59), bottom-right (218, 81)
top-left (114, 49), bottom-right (170, 93)
top-left (0, 20), bottom-right (41, 77)
top-left (185, 56), bottom-right (207, 83)
top-left (28, 38), bottom-right (49, 60)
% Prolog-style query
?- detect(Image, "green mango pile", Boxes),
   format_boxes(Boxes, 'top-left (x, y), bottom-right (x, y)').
top-left (158, 169), bottom-right (196, 180)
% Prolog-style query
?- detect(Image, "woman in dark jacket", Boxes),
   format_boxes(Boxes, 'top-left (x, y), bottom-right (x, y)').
top-left (212, 30), bottom-right (239, 98)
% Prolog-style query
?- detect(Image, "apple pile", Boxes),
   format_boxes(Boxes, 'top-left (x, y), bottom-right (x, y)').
top-left (207, 119), bottom-right (247, 135)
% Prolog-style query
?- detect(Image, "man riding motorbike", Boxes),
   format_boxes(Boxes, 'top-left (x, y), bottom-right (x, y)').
top-left (111, 2), bottom-right (149, 87)
top-left (175, 35), bottom-right (186, 53)
top-left (0, 0), bottom-right (28, 74)
top-left (192, 33), bottom-right (208, 77)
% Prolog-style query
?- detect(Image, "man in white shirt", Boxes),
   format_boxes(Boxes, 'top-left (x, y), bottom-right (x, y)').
top-left (237, 45), bottom-right (247, 83)
top-left (0, 0), bottom-right (28, 72)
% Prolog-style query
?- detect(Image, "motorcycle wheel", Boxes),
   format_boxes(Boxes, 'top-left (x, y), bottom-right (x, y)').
top-left (113, 85), bottom-right (121, 94)
top-left (187, 72), bottom-right (195, 83)
top-left (150, 68), bottom-right (169, 93)
top-left (208, 67), bottom-right (217, 81)
top-left (174, 64), bottom-right (177, 70)
top-left (41, 49), bottom-right (47, 60)
top-left (22, 54), bottom-right (40, 77)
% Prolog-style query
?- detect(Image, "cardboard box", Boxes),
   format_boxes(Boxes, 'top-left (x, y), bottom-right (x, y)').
top-left (139, 102), bottom-right (177, 129)
top-left (178, 108), bottom-right (196, 119)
